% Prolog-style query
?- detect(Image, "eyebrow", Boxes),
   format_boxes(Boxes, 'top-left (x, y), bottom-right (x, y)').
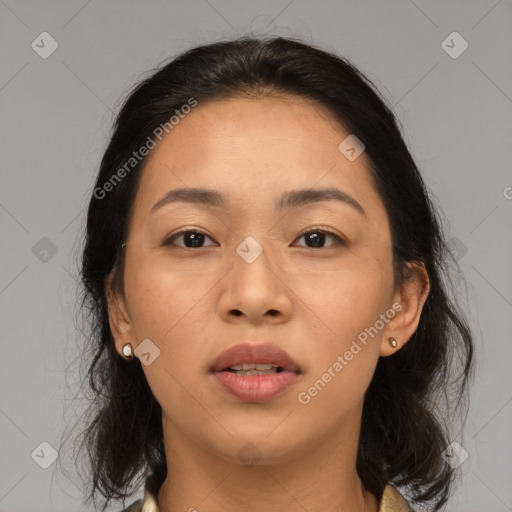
top-left (150, 187), bottom-right (367, 217)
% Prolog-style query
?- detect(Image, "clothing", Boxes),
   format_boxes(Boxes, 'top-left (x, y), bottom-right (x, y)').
top-left (121, 476), bottom-right (413, 512)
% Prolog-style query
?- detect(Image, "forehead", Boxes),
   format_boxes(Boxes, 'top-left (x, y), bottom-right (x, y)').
top-left (132, 95), bottom-right (387, 222)
top-left (162, 94), bottom-right (347, 156)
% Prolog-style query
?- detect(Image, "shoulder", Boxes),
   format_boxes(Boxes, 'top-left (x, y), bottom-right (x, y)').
top-left (119, 470), bottom-right (165, 511)
top-left (119, 493), bottom-right (159, 511)
top-left (379, 484), bottom-right (414, 512)
top-left (120, 489), bottom-right (159, 512)
top-left (119, 498), bottom-right (144, 512)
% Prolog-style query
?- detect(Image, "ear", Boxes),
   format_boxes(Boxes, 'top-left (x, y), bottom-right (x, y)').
top-left (379, 261), bottom-right (430, 356)
top-left (105, 269), bottom-right (136, 357)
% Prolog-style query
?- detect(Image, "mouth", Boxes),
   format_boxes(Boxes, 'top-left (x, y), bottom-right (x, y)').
top-left (210, 343), bottom-right (301, 403)
top-left (224, 363), bottom-right (285, 376)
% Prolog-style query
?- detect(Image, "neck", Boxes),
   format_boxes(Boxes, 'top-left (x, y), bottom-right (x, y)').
top-left (156, 412), bottom-right (379, 512)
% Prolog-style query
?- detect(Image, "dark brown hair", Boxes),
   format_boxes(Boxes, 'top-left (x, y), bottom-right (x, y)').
top-left (65, 36), bottom-right (474, 511)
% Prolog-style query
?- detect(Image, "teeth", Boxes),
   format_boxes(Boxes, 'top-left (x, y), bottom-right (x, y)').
top-left (231, 368), bottom-right (278, 376)
top-left (229, 363), bottom-right (277, 371)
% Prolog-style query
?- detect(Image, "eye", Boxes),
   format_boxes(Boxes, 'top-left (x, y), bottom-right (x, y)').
top-left (292, 228), bottom-right (346, 249)
top-left (163, 228), bottom-right (346, 250)
top-left (163, 229), bottom-right (217, 249)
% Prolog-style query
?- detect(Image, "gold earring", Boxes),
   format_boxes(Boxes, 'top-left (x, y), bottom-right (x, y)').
top-left (389, 337), bottom-right (397, 348)
top-left (122, 343), bottom-right (134, 359)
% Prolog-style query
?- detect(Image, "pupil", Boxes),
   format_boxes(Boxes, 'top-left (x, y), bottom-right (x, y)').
top-left (185, 231), bottom-right (204, 248)
top-left (306, 232), bottom-right (325, 248)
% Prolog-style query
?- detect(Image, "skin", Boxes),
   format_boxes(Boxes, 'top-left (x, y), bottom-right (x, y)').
top-left (106, 95), bottom-right (430, 512)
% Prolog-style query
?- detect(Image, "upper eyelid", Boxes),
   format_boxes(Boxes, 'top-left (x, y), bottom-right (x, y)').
top-left (164, 228), bottom-right (216, 245)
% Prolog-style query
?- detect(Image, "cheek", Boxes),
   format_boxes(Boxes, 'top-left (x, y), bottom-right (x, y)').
top-left (291, 268), bottom-right (390, 417)
top-left (124, 249), bottom-right (216, 339)
top-left (287, 251), bottom-right (393, 402)
top-left (123, 250), bottom-right (222, 367)
top-left (290, 250), bottom-right (393, 336)
top-left (123, 259), bottom-right (216, 413)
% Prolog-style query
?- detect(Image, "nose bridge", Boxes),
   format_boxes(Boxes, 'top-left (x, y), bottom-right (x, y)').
top-left (232, 234), bottom-right (280, 287)
top-left (222, 234), bottom-right (290, 319)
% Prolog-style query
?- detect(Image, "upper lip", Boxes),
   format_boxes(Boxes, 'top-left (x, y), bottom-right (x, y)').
top-left (211, 343), bottom-right (301, 373)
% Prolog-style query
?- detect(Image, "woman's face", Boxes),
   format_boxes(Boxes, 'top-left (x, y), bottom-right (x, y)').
top-left (108, 95), bottom-right (413, 465)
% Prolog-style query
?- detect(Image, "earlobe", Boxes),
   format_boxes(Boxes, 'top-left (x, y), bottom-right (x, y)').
top-left (379, 262), bottom-right (430, 357)
top-left (105, 270), bottom-right (135, 357)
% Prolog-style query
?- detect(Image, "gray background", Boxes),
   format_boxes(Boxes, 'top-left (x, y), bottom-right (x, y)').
top-left (1, 0), bottom-right (511, 511)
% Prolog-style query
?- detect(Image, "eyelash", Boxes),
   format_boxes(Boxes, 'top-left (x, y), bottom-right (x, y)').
top-left (163, 227), bottom-right (346, 249)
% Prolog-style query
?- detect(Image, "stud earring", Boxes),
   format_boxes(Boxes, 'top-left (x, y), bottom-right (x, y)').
top-left (388, 337), bottom-right (398, 348)
top-left (122, 343), bottom-right (135, 359)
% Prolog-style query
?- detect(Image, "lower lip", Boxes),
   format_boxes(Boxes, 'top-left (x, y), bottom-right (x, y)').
top-left (212, 371), bottom-right (298, 402)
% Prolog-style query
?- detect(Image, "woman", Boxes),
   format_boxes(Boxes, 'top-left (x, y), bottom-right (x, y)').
top-left (72, 36), bottom-right (474, 511)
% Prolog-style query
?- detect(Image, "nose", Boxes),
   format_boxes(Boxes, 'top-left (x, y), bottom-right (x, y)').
top-left (218, 238), bottom-right (293, 324)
